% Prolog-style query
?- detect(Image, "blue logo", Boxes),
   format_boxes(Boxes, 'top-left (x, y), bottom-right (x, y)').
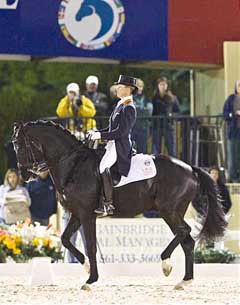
top-left (58, 0), bottom-right (125, 50)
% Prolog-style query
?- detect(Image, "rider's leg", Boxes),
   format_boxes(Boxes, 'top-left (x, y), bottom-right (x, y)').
top-left (95, 168), bottom-right (115, 216)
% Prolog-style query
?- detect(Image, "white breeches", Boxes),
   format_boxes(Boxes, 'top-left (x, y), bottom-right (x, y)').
top-left (99, 141), bottom-right (117, 174)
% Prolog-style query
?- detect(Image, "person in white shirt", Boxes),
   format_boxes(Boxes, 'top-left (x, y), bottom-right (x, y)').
top-left (0, 168), bottom-right (31, 223)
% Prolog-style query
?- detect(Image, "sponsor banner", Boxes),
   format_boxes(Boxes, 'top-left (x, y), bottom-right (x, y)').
top-left (0, 0), bottom-right (168, 60)
top-left (76, 218), bottom-right (186, 264)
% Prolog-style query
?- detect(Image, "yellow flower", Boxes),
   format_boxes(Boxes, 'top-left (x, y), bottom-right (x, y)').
top-left (14, 236), bottom-right (22, 245)
top-left (32, 238), bottom-right (39, 247)
top-left (13, 248), bottom-right (21, 255)
top-left (42, 238), bottom-right (49, 247)
top-left (4, 238), bottom-right (16, 250)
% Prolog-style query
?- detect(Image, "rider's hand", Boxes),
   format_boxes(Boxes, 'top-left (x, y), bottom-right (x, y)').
top-left (89, 131), bottom-right (101, 141)
top-left (86, 130), bottom-right (95, 138)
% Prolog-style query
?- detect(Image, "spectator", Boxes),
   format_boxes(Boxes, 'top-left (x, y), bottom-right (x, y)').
top-left (152, 77), bottom-right (180, 156)
top-left (132, 79), bottom-right (153, 153)
top-left (223, 80), bottom-right (240, 182)
top-left (0, 169), bottom-right (31, 224)
top-left (84, 75), bottom-right (109, 117)
top-left (26, 169), bottom-right (57, 226)
top-left (56, 82), bottom-right (96, 133)
top-left (209, 166), bottom-right (232, 214)
top-left (85, 75), bottom-right (109, 129)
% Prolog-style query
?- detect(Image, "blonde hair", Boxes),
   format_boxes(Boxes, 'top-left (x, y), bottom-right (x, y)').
top-left (109, 85), bottom-right (118, 99)
top-left (4, 168), bottom-right (19, 186)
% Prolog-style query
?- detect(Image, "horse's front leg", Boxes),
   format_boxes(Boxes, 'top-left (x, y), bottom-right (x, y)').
top-left (61, 214), bottom-right (87, 267)
top-left (81, 216), bottom-right (99, 288)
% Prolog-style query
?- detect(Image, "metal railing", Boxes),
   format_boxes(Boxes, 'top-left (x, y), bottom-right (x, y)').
top-left (41, 114), bottom-right (226, 169)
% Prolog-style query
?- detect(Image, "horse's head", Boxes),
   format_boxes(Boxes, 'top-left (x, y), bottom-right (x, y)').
top-left (75, 0), bottom-right (114, 40)
top-left (76, 0), bottom-right (95, 21)
top-left (11, 122), bottom-right (47, 181)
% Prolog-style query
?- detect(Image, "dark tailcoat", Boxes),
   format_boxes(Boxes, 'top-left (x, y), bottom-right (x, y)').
top-left (100, 98), bottom-right (136, 176)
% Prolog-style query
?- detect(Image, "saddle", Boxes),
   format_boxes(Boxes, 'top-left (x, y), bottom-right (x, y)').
top-left (93, 144), bottom-right (157, 187)
top-left (113, 153), bottom-right (157, 188)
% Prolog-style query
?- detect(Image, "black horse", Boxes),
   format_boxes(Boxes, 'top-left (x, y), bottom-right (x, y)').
top-left (12, 120), bottom-right (227, 290)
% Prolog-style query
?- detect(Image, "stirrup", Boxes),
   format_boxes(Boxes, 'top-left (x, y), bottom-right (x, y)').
top-left (94, 203), bottom-right (115, 217)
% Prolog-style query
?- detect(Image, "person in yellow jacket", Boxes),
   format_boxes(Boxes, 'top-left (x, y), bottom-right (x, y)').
top-left (56, 82), bottom-right (96, 132)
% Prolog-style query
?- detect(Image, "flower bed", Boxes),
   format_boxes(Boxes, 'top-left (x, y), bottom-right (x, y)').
top-left (194, 247), bottom-right (236, 263)
top-left (0, 220), bottom-right (63, 263)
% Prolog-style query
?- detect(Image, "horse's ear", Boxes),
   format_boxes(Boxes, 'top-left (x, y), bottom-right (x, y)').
top-left (13, 122), bottom-right (20, 129)
top-left (13, 121), bottom-right (24, 128)
top-left (13, 121), bottom-right (24, 137)
top-left (13, 122), bottom-right (20, 133)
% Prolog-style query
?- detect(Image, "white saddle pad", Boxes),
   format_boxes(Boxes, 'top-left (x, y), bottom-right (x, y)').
top-left (114, 154), bottom-right (157, 188)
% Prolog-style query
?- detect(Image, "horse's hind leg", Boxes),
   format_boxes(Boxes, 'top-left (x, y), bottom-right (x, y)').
top-left (161, 214), bottom-right (192, 280)
top-left (174, 234), bottom-right (195, 290)
top-left (181, 234), bottom-right (195, 281)
top-left (82, 217), bottom-right (99, 286)
top-left (61, 214), bottom-right (86, 265)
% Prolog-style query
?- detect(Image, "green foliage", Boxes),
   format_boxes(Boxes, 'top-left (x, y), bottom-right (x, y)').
top-left (12, 244), bottom-right (63, 263)
top-left (0, 61), bottom-right (190, 181)
top-left (0, 245), bottom-right (7, 263)
top-left (194, 247), bottom-right (236, 264)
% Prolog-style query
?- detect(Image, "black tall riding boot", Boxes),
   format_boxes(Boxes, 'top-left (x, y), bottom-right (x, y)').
top-left (95, 168), bottom-right (115, 217)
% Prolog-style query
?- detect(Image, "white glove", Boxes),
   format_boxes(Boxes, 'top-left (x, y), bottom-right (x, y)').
top-left (86, 130), bottom-right (95, 138)
top-left (89, 131), bottom-right (101, 141)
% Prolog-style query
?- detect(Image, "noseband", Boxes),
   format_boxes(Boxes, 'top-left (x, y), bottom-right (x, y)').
top-left (13, 127), bottom-right (47, 174)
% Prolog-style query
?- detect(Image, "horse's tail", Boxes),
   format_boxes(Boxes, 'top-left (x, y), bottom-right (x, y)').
top-left (192, 166), bottom-right (227, 241)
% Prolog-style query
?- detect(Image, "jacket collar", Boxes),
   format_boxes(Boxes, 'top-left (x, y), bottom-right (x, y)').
top-left (117, 95), bottom-right (133, 107)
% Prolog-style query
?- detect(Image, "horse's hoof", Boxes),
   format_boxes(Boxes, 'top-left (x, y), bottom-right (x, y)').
top-left (174, 279), bottom-right (193, 290)
top-left (83, 261), bottom-right (90, 274)
top-left (174, 282), bottom-right (184, 290)
top-left (81, 284), bottom-right (91, 291)
top-left (162, 258), bottom-right (172, 277)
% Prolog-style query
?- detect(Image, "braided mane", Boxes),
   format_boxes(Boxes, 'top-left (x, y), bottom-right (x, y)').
top-left (24, 120), bottom-right (81, 146)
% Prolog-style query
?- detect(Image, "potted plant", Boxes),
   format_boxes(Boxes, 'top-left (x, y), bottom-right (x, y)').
top-left (0, 220), bottom-right (63, 263)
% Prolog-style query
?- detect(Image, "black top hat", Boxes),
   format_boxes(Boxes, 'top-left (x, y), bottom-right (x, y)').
top-left (114, 75), bottom-right (138, 89)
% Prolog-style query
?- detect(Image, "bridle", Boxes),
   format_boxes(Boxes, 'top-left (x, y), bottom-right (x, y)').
top-left (13, 125), bottom-right (47, 175)
top-left (12, 122), bottom-right (87, 179)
